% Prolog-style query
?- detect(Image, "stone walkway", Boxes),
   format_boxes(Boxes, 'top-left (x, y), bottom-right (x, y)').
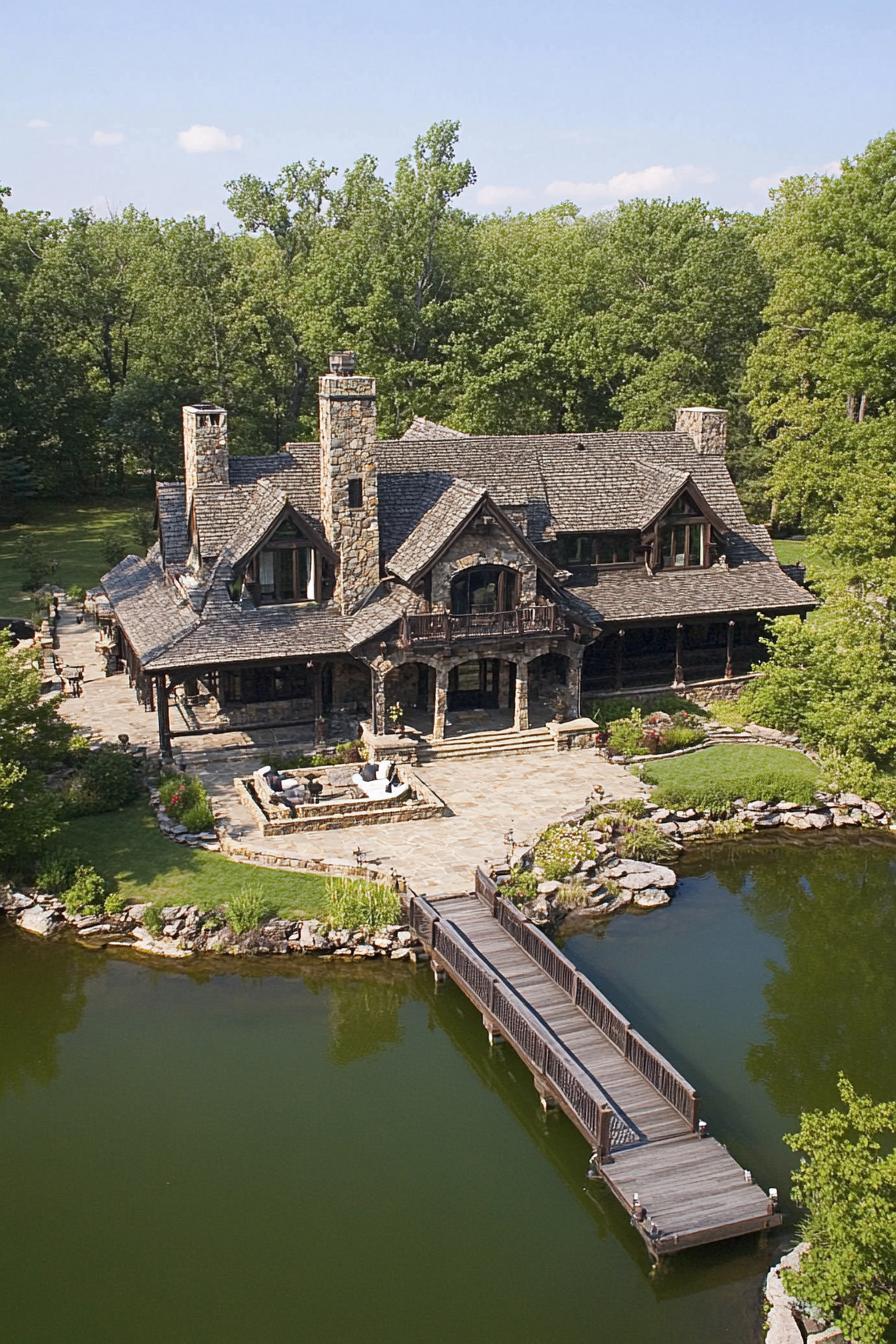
top-left (51, 606), bottom-right (643, 896)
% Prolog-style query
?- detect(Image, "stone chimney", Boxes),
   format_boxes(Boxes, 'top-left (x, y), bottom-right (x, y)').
top-left (318, 352), bottom-right (380, 613)
top-left (675, 407), bottom-right (727, 456)
top-left (183, 403), bottom-right (229, 508)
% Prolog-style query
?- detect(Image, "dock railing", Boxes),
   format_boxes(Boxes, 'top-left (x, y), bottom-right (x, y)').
top-left (408, 892), bottom-right (636, 1154)
top-left (473, 868), bottom-right (700, 1130)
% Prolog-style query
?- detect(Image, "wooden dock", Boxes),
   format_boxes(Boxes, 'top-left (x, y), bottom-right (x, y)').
top-left (408, 870), bottom-right (781, 1258)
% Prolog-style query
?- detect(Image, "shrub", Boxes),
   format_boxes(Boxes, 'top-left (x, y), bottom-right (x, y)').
top-left (615, 797), bottom-right (646, 819)
top-left (534, 823), bottom-right (596, 881)
top-left (322, 877), bottom-right (401, 933)
top-left (159, 772), bottom-right (213, 829)
top-left (607, 710), bottom-right (647, 757)
top-left (331, 739), bottom-right (365, 764)
top-left (104, 890), bottom-right (127, 915)
top-left (64, 745), bottom-right (141, 816)
top-left (142, 905), bottom-right (163, 935)
top-left (618, 820), bottom-right (678, 863)
top-left (66, 584), bottom-right (87, 604)
top-left (661, 725), bottom-right (706, 751)
top-left (61, 864), bottom-right (108, 915)
top-left (223, 884), bottom-right (271, 934)
top-left (35, 848), bottom-right (81, 894)
top-left (560, 877), bottom-right (590, 908)
top-left (504, 867), bottom-right (538, 905)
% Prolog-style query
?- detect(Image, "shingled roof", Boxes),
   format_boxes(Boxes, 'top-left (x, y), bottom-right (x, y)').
top-left (400, 416), bottom-right (468, 441)
top-left (387, 479), bottom-right (487, 583)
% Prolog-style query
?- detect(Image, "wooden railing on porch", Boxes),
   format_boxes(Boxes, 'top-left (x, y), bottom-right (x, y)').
top-left (400, 603), bottom-right (565, 647)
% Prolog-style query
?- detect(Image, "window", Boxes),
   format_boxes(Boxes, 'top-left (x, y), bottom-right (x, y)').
top-left (450, 566), bottom-right (519, 615)
top-left (659, 519), bottom-right (706, 569)
top-left (245, 520), bottom-right (317, 603)
top-left (347, 477), bottom-right (363, 509)
top-left (557, 533), bottom-right (638, 567)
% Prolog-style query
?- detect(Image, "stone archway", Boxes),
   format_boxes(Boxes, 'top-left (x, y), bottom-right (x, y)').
top-left (383, 660), bottom-right (434, 733)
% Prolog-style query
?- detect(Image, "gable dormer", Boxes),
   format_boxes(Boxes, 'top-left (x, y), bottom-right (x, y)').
top-left (650, 485), bottom-right (727, 571)
top-left (230, 502), bottom-right (336, 607)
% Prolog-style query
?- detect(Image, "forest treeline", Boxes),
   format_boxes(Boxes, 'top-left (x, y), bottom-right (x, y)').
top-left (1, 121), bottom-right (895, 551)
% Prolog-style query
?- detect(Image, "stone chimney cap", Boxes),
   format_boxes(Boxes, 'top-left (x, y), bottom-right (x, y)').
top-left (329, 351), bottom-right (357, 375)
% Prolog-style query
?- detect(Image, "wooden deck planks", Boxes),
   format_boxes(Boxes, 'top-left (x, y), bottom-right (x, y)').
top-left (425, 892), bottom-right (781, 1255)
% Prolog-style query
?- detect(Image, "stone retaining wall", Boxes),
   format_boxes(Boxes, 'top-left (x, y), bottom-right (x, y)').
top-left (0, 886), bottom-right (424, 963)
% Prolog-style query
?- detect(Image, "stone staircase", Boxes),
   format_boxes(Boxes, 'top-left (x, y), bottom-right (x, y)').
top-left (417, 724), bottom-right (554, 762)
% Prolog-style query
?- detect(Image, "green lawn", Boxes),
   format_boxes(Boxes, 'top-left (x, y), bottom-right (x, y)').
top-left (640, 743), bottom-right (821, 809)
top-left (0, 496), bottom-right (152, 612)
top-left (60, 802), bottom-right (336, 919)
top-left (589, 691), bottom-right (708, 724)
top-left (773, 537), bottom-right (808, 566)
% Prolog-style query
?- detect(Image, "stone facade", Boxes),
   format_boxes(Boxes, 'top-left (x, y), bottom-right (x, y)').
top-left (318, 356), bottom-right (380, 613)
top-left (183, 404), bottom-right (229, 506)
top-left (674, 406), bottom-right (727, 457)
top-left (430, 527), bottom-right (538, 611)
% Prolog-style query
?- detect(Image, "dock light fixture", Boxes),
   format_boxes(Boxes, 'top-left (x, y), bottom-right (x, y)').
top-left (698, 1119), bottom-right (708, 1137)
top-left (743, 1169), bottom-right (752, 1183)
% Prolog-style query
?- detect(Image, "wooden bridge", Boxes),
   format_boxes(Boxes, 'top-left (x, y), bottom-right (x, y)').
top-left (408, 870), bottom-right (781, 1258)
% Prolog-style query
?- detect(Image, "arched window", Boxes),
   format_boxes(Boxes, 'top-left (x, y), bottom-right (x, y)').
top-left (450, 565), bottom-right (519, 615)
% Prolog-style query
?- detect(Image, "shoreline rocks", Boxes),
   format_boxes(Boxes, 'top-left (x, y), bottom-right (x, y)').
top-left (764, 1243), bottom-right (847, 1343)
top-left (0, 887), bottom-right (421, 964)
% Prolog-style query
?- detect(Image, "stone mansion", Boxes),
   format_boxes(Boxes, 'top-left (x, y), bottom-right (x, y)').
top-left (102, 352), bottom-right (813, 756)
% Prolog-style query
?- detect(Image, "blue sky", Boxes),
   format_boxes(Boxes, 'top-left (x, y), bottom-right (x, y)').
top-left (5, 0), bottom-right (895, 223)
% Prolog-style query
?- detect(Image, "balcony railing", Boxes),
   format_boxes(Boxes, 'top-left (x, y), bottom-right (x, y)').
top-left (400, 603), bottom-right (566, 646)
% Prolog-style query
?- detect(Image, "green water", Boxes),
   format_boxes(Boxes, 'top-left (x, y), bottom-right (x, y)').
top-left (2, 835), bottom-right (894, 1344)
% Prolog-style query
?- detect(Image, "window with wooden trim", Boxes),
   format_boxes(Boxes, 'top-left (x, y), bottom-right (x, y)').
top-left (556, 533), bottom-right (638, 567)
top-left (244, 519), bottom-right (317, 604)
top-left (657, 495), bottom-right (709, 570)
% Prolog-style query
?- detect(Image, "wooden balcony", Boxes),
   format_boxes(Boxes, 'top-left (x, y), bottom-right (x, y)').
top-left (400, 603), bottom-right (566, 647)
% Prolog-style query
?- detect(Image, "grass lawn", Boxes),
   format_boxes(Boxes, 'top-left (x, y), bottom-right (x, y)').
top-left (60, 802), bottom-right (336, 919)
top-left (773, 537), bottom-right (808, 566)
top-left (0, 496), bottom-right (152, 613)
top-left (640, 743), bottom-right (820, 808)
top-left (589, 691), bottom-right (708, 724)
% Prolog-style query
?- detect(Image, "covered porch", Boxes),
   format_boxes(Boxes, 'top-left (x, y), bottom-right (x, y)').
top-left (581, 617), bottom-right (764, 697)
top-left (372, 646), bottom-right (585, 742)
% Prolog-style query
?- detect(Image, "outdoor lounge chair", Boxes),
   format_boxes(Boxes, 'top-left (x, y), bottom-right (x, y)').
top-left (351, 760), bottom-right (410, 802)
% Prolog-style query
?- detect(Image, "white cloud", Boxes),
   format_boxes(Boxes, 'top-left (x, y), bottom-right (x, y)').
top-left (177, 123), bottom-right (243, 154)
top-left (91, 129), bottom-right (125, 147)
top-left (545, 164), bottom-right (716, 204)
top-left (477, 184), bottom-right (535, 209)
top-left (750, 160), bottom-right (843, 195)
top-left (26, 118), bottom-right (49, 129)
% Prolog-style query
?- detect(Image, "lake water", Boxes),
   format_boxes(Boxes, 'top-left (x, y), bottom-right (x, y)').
top-left (2, 834), bottom-right (894, 1343)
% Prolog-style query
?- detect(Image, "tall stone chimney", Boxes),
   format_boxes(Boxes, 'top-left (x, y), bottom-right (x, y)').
top-left (675, 407), bottom-right (727, 456)
top-left (183, 403), bottom-right (229, 508)
top-left (318, 352), bottom-right (380, 613)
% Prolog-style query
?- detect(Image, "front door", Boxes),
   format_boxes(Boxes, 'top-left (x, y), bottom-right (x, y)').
top-left (447, 659), bottom-right (501, 710)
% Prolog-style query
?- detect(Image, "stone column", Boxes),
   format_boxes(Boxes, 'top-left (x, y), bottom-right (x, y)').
top-left (372, 669), bottom-right (387, 736)
top-left (567, 648), bottom-right (584, 718)
top-left (432, 666), bottom-right (449, 741)
top-left (514, 661), bottom-right (529, 732)
top-left (498, 659), bottom-right (511, 709)
top-left (614, 630), bottom-right (625, 690)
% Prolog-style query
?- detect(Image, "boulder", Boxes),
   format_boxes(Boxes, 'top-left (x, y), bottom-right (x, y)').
top-left (831, 811), bottom-right (860, 827)
top-left (804, 812), bottom-right (832, 829)
top-left (537, 880), bottom-right (562, 896)
top-left (746, 799), bottom-right (768, 811)
top-left (678, 820), bottom-right (709, 837)
top-left (390, 947), bottom-right (412, 961)
top-left (837, 792), bottom-right (864, 807)
top-left (4, 891), bottom-right (35, 912)
top-left (863, 801), bottom-right (886, 820)
top-left (783, 813), bottom-right (813, 830)
top-left (16, 905), bottom-right (59, 937)
top-left (633, 887), bottom-right (671, 909)
top-left (765, 1304), bottom-right (803, 1344)
top-left (614, 861), bottom-right (677, 890)
top-left (754, 813), bottom-right (782, 828)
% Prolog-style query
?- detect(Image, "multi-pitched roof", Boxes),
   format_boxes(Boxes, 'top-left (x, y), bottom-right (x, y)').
top-left (107, 419), bottom-right (813, 672)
